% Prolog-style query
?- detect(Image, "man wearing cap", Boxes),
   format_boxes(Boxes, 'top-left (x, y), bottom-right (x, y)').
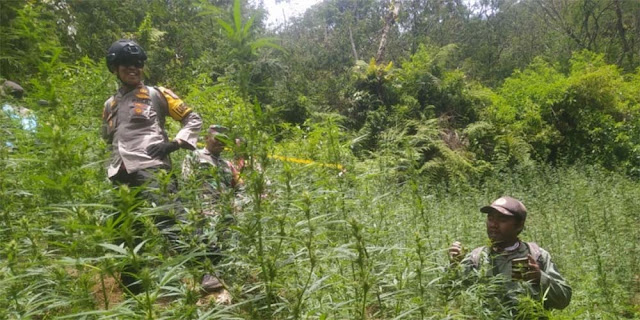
top-left (448, 196), bottom-right (572, 311)
top-left (182, 125), bottom-right (241, 293)
top-left (182, 125), bottom-right (241, 206)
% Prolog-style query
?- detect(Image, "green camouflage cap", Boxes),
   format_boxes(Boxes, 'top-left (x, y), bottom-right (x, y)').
top-left (207, 124), bottom-right (229, 140)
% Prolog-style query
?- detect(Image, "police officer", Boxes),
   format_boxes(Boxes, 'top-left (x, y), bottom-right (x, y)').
top-left (102, 39), bottom-right (202, 190)
top-left (101, 39), bottom-right (202, 293)
top-left (448, 196), bottom-right (572, 312)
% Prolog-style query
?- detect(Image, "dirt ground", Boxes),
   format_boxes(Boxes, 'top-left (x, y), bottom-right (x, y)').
top-left (89, 272), bottom-right (231, 309)
top-left (91, 273), bottom-right (124, 309)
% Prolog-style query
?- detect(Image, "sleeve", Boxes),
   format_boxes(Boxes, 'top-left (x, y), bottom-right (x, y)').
top-left (449, 249), bottom-right (482, 278)
top-left (537, 250), bottom-right (572, 310)
top-left (101, 98), bottom-right (114, 143)
top-left (459, 254), bottom-right (477, 274)
top-left (157, 87), bottom-right (202, 149)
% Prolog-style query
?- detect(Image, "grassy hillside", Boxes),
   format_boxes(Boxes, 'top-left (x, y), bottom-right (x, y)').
top-left (1, 81), bottom-right (638, 318)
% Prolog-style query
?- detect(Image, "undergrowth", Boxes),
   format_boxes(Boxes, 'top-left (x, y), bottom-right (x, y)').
top-left (1, 60), bottom-right (639, 320)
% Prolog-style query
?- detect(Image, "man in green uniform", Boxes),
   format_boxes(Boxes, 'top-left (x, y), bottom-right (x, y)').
top-left (448, 196), bottom-right (572, 311)
top-left (182, 125), bottom-right (241, 293)
top-left (182, 125), bottom-right (240, 215)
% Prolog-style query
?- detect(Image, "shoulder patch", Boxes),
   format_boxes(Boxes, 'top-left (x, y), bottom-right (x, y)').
top-left (157, 86), bottom-right (192, 120)
top-left (174, 102), bottom-right (189, 116)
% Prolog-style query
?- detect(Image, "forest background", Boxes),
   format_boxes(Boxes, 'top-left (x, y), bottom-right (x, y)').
top-left (1, 0), bottom-right (639, 319)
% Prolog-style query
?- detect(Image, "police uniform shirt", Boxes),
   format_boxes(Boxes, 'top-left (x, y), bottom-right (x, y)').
top-left (102, 84), bottom-right (201, 177)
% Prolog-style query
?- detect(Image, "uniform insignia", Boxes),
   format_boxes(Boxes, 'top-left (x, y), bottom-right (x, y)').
top-left (139, 87), bottom-right (148, 94)
top-left (136, 93), bottom-right (150, 99)
top-left (132, 98), bottom-right (151, 104)
top-left (134, 107), bottom-right (143, 115)
top-left (174, 103), bottom-right (188, 116)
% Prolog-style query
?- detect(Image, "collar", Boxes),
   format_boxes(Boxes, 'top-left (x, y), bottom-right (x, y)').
top-left (491, 240), bottom-right (520, 253)
top-left (503, 241), bottom-right (520, 252)
top-left (118, 82), bottom-right (145, 95)
top-left (202, 148), bottom-right (222, 161)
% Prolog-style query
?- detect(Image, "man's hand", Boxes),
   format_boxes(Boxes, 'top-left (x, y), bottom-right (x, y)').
top-left (448, 241), bottom-right (464, 263)
top-left (512, 254), bottom-right (541, 284)
top-left (146, 141), bottom-right (179, 158)
top-left (524, 254), bottom-right (541, 283)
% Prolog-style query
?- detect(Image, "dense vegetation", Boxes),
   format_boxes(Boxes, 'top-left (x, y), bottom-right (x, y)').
top-left (1, 0), bottom-right (639, 318)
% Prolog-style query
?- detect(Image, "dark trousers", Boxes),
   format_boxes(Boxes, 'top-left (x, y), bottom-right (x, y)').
top-left (110, 166), bottom-right (184, 293)
top-left (110, 166), bottom-right (220, 293)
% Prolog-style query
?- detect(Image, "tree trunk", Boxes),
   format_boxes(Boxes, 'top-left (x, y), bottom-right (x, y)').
top-left (613, 0), bottom-right (633, 68)
top-left (349, 25), bottom-right (359, 62)
top-left (376, 1), bottom-right (399, 62)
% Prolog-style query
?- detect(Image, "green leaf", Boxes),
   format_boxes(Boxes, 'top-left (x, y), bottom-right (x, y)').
top-left (243, 16), bottom-right (255, 38)
top-left (196, 0), bottom-right (222, 17)
top-left (98, 243), bottom-right (128, 255)
top-left (133, 239), bottom-right (148, 255)
top-left (250, 38), bottom-right (286, 54)
top-left (233, 0), bottom-right (242, 33)
top-left (216, 18), bottom-right (234, 37)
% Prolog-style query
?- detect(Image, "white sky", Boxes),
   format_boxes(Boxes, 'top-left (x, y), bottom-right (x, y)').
top-left (260, 0), bottom-right (481, 28)
top-left (261, 0), bottom-right (322, 28)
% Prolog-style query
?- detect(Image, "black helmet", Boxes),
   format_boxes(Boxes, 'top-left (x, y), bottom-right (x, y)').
top-left (106, 39), bottom-right (147, 72)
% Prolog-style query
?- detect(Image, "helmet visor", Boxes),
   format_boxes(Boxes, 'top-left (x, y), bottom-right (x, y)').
top-left (118, 58), bottom-right (144, 68)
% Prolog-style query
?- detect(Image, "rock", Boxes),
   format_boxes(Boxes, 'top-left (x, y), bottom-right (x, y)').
top-left (2, 81), bottom-right (24, 98)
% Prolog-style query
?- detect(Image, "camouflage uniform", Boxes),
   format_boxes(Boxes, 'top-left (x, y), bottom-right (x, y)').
top-left (182, 148), bottom-right (236, 216)
top-left (182, 147), bottom-right (238, 291)
top-left (460, 241), bottom-right (572, 310)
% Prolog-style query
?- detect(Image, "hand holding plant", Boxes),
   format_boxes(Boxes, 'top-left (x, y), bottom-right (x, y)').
top-left (512, 254), bottom-right (541, 284)
top-left (448, 241), bottom-right (464, 263)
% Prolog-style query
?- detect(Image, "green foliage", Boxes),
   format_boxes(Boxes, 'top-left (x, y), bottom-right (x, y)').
top-left (0, 1), bottom-right (63, 81)
top-left (345, 58), bottom-right (398, 150)
top-left (2, 1), bottom-right (640, 318)
top-left (477, 51), bottom-right (640, 175)
top-left (199, 0), bottom-right (284, 101)
top-left (396, 44), bottom-right (457, 117)
top-left (370, 117), bottom-right (491, 185)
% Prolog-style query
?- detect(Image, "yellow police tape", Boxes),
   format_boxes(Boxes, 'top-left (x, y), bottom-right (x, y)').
top-left (198, 143), bottom-right (345, 170)
top-left (268, 155), bottom-right (344, 170)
